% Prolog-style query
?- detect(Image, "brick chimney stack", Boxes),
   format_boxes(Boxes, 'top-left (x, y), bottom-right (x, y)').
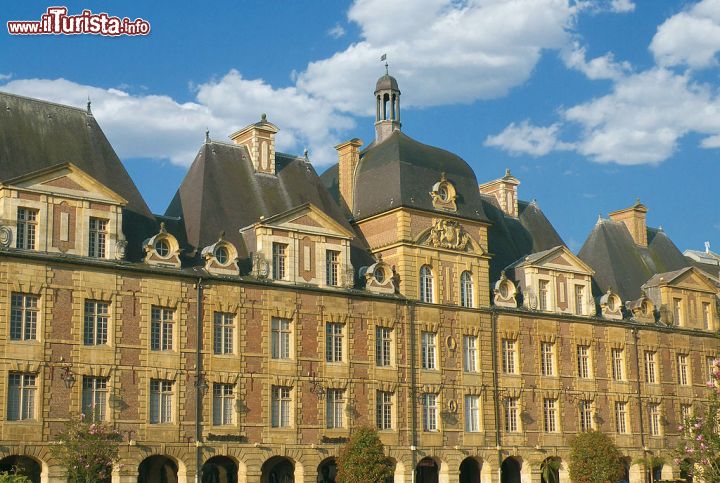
top-left (609, 199), bottom-right (648, 247)
top-left (335, 138), bottom-right (363, 218)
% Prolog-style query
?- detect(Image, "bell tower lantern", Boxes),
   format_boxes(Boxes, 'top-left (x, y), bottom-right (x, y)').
top-left (374, 65), bottom-right (401, 143)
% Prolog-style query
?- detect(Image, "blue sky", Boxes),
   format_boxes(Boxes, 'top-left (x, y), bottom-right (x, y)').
top-left (1, 0), bottom-right (719, 254)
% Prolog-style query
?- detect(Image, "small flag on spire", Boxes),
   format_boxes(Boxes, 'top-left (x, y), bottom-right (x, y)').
top-left (380, 53), bottom-right (387, 62)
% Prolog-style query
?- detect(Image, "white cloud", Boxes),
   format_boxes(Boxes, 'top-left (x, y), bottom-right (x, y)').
top-left (609, 0), bottom-right (635, 13)
top-left (651, 0), bottom-right (720, 68)
top-left (0, 73), bottom-right (12, 81)
top-left (562, 41), bottom-right (631, 80)
top-left (328, 23), bottom-right (346, 39)
top-left (484, 121), bottom-right (573, 156)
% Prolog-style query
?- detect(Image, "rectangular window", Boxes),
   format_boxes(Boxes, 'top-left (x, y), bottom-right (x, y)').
top-left (88, 217), bottom-right (108, 258)
top-left (271, 318), bottom-right (291, 360)
top-left (644, 351), bottom-right (657, 384)
top-left (149, 379), bottom-right (173, 424)
top-left (612, 348), bottom-right (624, 381)
top-left (707, 357), bottom-right (717, 384)
top-left (539, 280), bottom-right (549, 311)
top-left (504, 397), bottom-right (519, 432)
top-left (16, 207), bottom-right (38, 250)
top-left (465, 395), bottom-right (480, 432)
top-left (541, 341), bottom-right (555, 376)
top-left (703, 302), bottom-right (712, 330)
top-left (326, 250), bottom-right (340, 286)
top-left (82, 376), bottom-right (108, 421)
top-left (677, 354), bottom-right (689, 386)
top-left (326, 322), bottom-right (344, 363)
top-left (680, 404), bottom-right (692, 422)
top-left (615, 402), bottom-right (627, 434)
top-left (544, 398), bottom-right (558, 433)
top-left (326, 388), bottom-right (345, 429)
top-left (579, 400), bottom-right (593, 432)
top-left (648, 403), bottom-right (661, 436)
top-left (502, 339), bottom-right (517, 374)
top-left (673, 298), bottom-right (683, 325)
top-left (422, 393), bottom-right (438, 432)
top-left (83, 300), bottom-right (109, 346)
top-left (271, 386), bottom-right (292, 428)
top-left (463, 335), bottom-right (478, 373)
top-left (150, 306), bottom-right (174, 351)
top-left (212, 383), bottom-right (234, 426)
top-left (7, 373), bottom-right (36, 421)
top-left (376, 327), bottom-right (392, 367)
top-left (10, 293), bottom-right (38, 341)
top-left (574, 285), bottom-right (584, 315)
top-left (577, 345), bottom-right (591, 378)
top-left (272, 242), bottom-right (287, 280)
top-left (421, 332), bottom-right (437, 370)
top-left (213, 312), bottom-right (234, 355)
top-left (376, 391), bottom-right (393, 431)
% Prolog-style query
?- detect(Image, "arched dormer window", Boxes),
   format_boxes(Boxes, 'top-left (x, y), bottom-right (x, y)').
top-left (143, 222), bottom-right (181, 268)
top-left (201, 233), bottom-right (239, 276)
top-left (460, 271), bottom-right (474, 308)
top-left (420, 265), bottom-right (434, 303)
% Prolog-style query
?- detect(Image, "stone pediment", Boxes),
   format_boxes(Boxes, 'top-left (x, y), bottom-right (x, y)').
top-left (646, 267), bottom-right (718, 294)
top-left (247, 203), bottom-right (354, 240)
top-left (512, 246), bottom-right (594, 276)
top-left (416, 218), bottom-right (482, 254)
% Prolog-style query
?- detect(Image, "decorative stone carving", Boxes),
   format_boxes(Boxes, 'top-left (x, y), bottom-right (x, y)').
top-left (426, 218), bottom-right (471, 251)
top-left (429, 172), bottom-right (457, 212)
top-left (0, 226), bottom-right (12, 248)
top-left (115, 239), bottom-right (127, 260)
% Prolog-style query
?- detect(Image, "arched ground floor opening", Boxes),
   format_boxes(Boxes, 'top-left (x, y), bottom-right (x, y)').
top-left (317, 457), bottom-right (337, 483)
top-left (261, 456), bottom-right (295, 483)
top-left (415, 457), bottom-right (439, 483)
top-left (0, 455), bottom-right (42, 483)
top-left (540, 457), bottom-right (560, 483)
top-left (500, 457), bottom-right (521, 483)
top-left (138, 455), bottom-right (179, 483)
top-left (202, 455), bottom-right (238, 483)
top-left (459, 457), bottom-right (481, 483)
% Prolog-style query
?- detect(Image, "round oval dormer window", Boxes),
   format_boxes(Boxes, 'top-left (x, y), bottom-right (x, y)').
top-left (374, 267), bottom-right (385, 284)
top-left (438, 186), bottom-right (449, 201)
top-left (641, 300), bottom-right (650, 316)
top-left (499, 282), bottom-right (509, 299)
top-left (215, 246), bottom-right (229, 265)
top-left (607, 297), bottom-right (616, 311)
top-left (155, 239), bottom-right (170, 258)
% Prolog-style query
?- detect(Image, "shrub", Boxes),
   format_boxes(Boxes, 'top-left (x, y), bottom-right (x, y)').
top-left (568, 430), bottom-right (624, 483)
top-left (336, 426), bottom-right (393, 483)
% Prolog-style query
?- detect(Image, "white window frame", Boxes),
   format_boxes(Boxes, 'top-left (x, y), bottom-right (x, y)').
top-left (150, 379), bottom-right (173, 424)
top-left (7, 373), bottom-right (36, 421)
top-left (213, 383), bottom-right (234, 426)
top-left (88, 217), bottom-right (108, 258)
top-left (272, 242), bottom-right (288, 280)
top-left (677, 354), bottom-right (689, 386)
top-left (502, 339), bottom-right (517, 374)
top-left (422, 393), bottom-right (438, 432)
top-left (271, 386), bottom-right (292, 428)
top-left (326, 388), bottom-right (345, 429)
top-left (644, 351), bottom-right (657, 384)
top-left (702, 302), bottom-right (712, 330)
top-left (325, 249), bottom-right (340, 286)
top-left (376, 327), bottom-right (392, 367)
top-left (150, 306), bottom-right (174, 351)
top-left (420, 265), bottom-right (434, 303)
top-left (82, 376), bottom-right (108, 421)
top-left (648, 403), bottom-right (661, 436)
top-left (460, 271), bottom-right (474, 308)
top-left (10, 292), bottom-right (39, 341)
top-left (538, 279), bottom-right (550, 311)
top-left (463, 335), bottom-right (478, 373)
top-left (579, 400), bottom-right (593, 432)
top-left (325, 322), bottom-right (344, 363)
top-left (376, 390), bottom-right (393, 431)
top-left (271, 317), bottom-right (292, 360)
top-left (16, 207), bottom-right (38, 250)
top-left (615, 401), bottom-right (628, 434)
top-left (465, 394), bottom-right (480, 432)
top-left (504, 397), bottom-right (519, 433)
top-left (213, 312), bottom-right (234, 355)
top-left (83, 300), bottom-right (109, 346)
top-left (544, 398), bottom-right (558, 433)
top-left (541, 341), bottom-right (555, 377)
top-left (574, 285), bottom-right (584, 315)
top-left (421, 332), bottom-right (437, 370)
top-left (577, 345), bottom-right (591, 379)
top-left (611, 348), bottom-right (624, 381)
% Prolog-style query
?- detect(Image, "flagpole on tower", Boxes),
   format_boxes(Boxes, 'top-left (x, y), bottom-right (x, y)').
top-left (381, 53), bottom-right (388, 75)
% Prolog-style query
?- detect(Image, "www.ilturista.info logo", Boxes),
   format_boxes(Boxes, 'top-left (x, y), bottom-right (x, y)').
top-left (7, 7), bottom-right (150, 36)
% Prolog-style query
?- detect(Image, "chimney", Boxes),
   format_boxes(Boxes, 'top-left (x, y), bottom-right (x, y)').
top-left (229, 114), bottom-right (279, 175)
top-left (609, 199), bottom-right (648, 247)
top-left (335, 138), bottom-right (363, 217)
top-left (479, 169), bottom-right (520, 217)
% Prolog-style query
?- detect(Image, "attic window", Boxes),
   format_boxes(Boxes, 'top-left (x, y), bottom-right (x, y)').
top-left (499, 282), bottom-right (509, 299)
top-left (155, 239), bottom-right (170, 258)
top-left (607, 297), bottom-right (616, 312)
top-left (437, 186), bottom-right (449, 202)
top-left (641, 300), bottom-right (651, 316)
top-left (215, 246), bottom-right (229, 265)
top-left (374, 266), bottom-right (386, 284)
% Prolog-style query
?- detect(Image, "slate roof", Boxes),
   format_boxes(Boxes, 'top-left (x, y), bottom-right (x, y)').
top-left (578, 219), bottom-right (689, 301)
top-left (165, 141), bottom-right (361, 268)
top-left (0, 91), bottom-right (155, 260)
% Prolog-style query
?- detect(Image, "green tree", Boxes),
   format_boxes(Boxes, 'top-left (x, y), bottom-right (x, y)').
top-left (568, 430), bottom-right (624, 483)
top-left (336, 426), bottom-right (393, 483)
top-left (49, 412), bottom-right (122, 483)
top-left (675, 357), bottom-right (720, 482)
top-left (0, 472), bottom-right (29, 483)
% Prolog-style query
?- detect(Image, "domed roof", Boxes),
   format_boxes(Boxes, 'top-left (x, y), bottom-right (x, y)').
top-left (352, 131), bottom-right (487, 222)
top-left (375, 74), bottom-right (400, 93)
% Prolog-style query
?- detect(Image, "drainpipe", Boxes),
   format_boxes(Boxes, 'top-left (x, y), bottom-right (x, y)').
top-left (195, 278), bottom-right (204, 483)
top-left (490, 308), bottom-right (502, 481)
top-left (631, 327), bottom-right (648, 483)
top-left (408, 300), bottom-right (418, 483)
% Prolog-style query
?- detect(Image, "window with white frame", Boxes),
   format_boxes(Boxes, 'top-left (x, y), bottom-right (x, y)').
top-left (680, 404), bottom-right (692, 422)
top-left (149, 379), bottom-right (173, 424)
top-left (272, 242), bottom-right (288, 280)
top-left (465, 394), bottom-right (480, 432)
top-left (574, 285), bottom-right (584, 315)
top-left (376, 391), bottom-right (393, 431)
top-left (421, 331), bottom-right (437, 370)
top-left (10, 293), bottom-right (38, 341)
top-left (541, 341), bottom-right (555, 376)
top-left (83, 300), bottom-right (109, 346)
top-left (708, 357), bottom-right (717, 384)
top-left (213, 383), bottom-right (234, 426)
top-left (271, 386), bottom-right (292, 428)
top-left (150, 306), bottom-right (174, 351)
top-left (612, 348), bottom-right (624, 381)
top-left (644, 351), bottom-right (657, 384)
top-left (7, 373), bottom-right (36, 421)
top-left (539, 279), bottom-right (550, 311)
top-left (615, 401), bottom-right (628, 434)
top-left (673, 298), bottom-right (683, 325)
top-left (544, 398), bottom-right (558, 432)
top-left (16, 207), bottom-right (38, 250)
top-left (326, 388), bottom-right (345, 429)
top-left (577, 345), bottom-right (591, 379)
top-left (703, 302), bottom-right (712, 330)
top-left (502, 339), bottom-right (517, 374)
top-left (419, 265), bottom-right (434, 303)
top-left (88, 217), bottom-right (108, 258)
top-left (463, 335), bottom-right (478, 373)
top-left (213, 312), bottom-right (234, 355)
top-left (677, 354), bottom-right (689, 386)
top-left (422, 393), bottom-right (438, 432)
top-left (82, 376), bottom-right (108, 421)
top-left (579, 400), bottom-right (593, 432)
top-left (504, 397), bottom-right (519, 432)
top-left (271, 317), bottom-right (291, 360)
top-left (326, 250), bottom-right (340, 286)
top-left (326, 322), bottom-right (344, 363)
top-left (460, 271), bottom-right (474, 308)
top-left (648, 403), bottom-right (661, 436)
top-left (376, 327), bottom-right (392, 367)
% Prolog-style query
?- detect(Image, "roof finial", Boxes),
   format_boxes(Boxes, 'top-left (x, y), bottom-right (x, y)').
top-left (597, 214), bottom-right (603, 224)
top-left (705, 241), bottom-right (711, 254)
top-left (303, 148), bottom-right (309, 160)
top-left (261, 113), bottom-right (267, 123)
top-left (86, 96), bottom-right (92, 115)
top-left (205, 128), bottom-right (210, 143)
top-left (380, 53), bottom-right (388, 75)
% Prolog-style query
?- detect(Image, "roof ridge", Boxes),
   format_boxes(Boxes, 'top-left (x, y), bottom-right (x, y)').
top-left (0, 90), bottom-right (87, 114)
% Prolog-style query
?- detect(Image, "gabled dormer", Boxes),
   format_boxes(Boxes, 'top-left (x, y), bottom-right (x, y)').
top-left (240, 203), bottom-right (355, 288)
top-left (0, 163), bottom-right (127, 259)
top-left (508, 246), bottom-right (596, 316)
top-left (642, 267), bottom-right (718, 330)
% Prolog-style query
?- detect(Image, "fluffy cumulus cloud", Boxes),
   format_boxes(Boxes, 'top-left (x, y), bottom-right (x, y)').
top-left (485, 121), bottom-right (573, 156)
top-left (562, 41), bottom-right (631, 80)
top-left (651, 0), bottom-right (720, 68)
top-left (609, 0), bottom-right (635, 13)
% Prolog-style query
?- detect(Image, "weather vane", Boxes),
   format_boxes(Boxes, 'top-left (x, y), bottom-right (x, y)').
top-left (380, 53), bottom-right (388, 74)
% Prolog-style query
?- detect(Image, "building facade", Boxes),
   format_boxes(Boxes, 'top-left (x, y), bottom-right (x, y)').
top-left (0, 74), bottom-right (717, 483)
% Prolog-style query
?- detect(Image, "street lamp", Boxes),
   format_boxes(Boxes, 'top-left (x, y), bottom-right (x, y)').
top-left (60, 364), bottom-right (76, 390)
top-left (195, 373), bottom-right (209, 397)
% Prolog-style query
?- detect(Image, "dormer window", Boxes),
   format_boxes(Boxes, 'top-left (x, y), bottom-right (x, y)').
top-left (143, 223), bottom-right (181, 268)
top-left (201, 235), bottom-right (239, 276)
top-left (326, 250), bottom-right (341, 286)
top-left (460, 271), bottom-right (474, 308)
top-left (16, 207), bottom-right (38, 250)
top-left (88, 217), bottom-right (108, 258)
top-left (538, 280), bottom-right (549, 311)
top-left (438, 186), bottom-right (448, 202)
top-left (374, 266), bottom-right (386, 284)
top-left (155, 239), bottom-right (170, 258)
top-left (429, 173), bottom-right (457, 212)
top-left (420, 265), bottom-right (434, 303)
top-left (272, 242), bottom-right (287, 280)
top-left (214, 246), bottom-right (229, 264)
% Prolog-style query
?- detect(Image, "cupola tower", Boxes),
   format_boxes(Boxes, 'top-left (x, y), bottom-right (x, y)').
top-left (374, 65), bottom-right (401, 143)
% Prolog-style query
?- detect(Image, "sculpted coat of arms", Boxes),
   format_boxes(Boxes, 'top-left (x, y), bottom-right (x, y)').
top-left (426, 219), bottom-right (471, 250)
